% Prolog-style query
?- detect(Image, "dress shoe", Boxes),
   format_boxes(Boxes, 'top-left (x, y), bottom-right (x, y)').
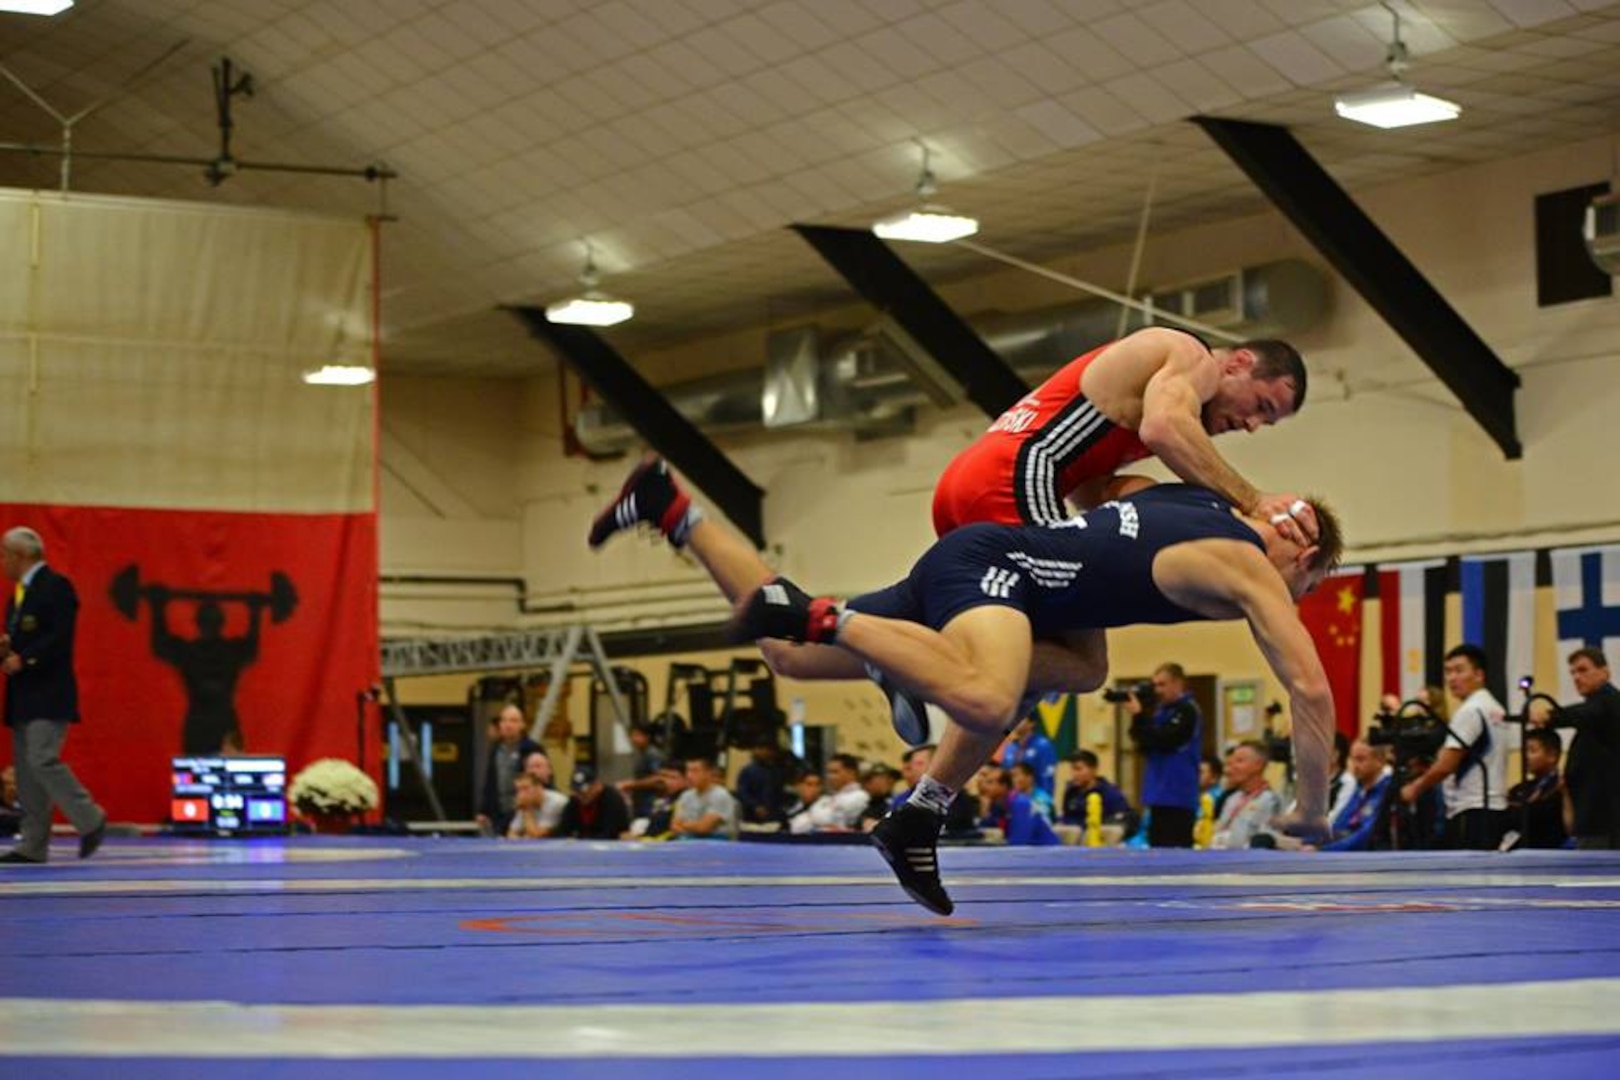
top-left (79, 817), bottom-right (107, 860)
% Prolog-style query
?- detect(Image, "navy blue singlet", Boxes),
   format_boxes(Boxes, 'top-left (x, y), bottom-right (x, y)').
top-left (849, 484), bottom-right (1266, 636)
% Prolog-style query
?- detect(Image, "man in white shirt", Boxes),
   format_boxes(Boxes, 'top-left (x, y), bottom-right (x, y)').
top-left (789, 754), bottom-right (870, 833)
top-left (506, 772), bottom-right (569, 839)
top-left (1400, 644), bottom-right (1510, 850)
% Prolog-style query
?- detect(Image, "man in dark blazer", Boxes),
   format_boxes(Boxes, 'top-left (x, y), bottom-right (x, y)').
top-left (1, 527), bottom-right (105, 863)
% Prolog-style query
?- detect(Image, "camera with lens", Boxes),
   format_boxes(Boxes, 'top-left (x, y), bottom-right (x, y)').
top-left (1101, 680), bottom-right (1155, 708)
top-left (1366, 700), bottom-right (1448, 769)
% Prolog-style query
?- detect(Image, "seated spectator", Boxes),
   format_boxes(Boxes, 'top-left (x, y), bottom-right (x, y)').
top-left (555, 765), bottom-right (631, 840)
top-left (736, 739), bottom-right (790, 827)
top-left (1317, 740), bottom-right (1393, 852)
top-left (1507, 728), bottom-right (1567, 850)
top-left (506, 772), bottom-right (569, 840)
top-left (786, 769), bottom-right (824, 831)
top-left (523, 750), bottom-right (554, 789)
top-left (616, 722), bottom-right (666, 819)
top-left (480, 703), bottom-right (542, 836)
top-left (670, 757), bottom-right (738, 840)
top-left (0, 764), bottom-right (19, 837)
top-left (1210, 742), bottom-right (1282, 850)
top-left (1011, 761), bottom-right (1056, 822)
top-left (643, 761), bottom-right (687, 838)
top-left (999, 716), bottom-right (1057, 800)
top-left (896, 744), bottom-right (978, 836)
top-left (1326, 732), bottom-right (1356, 824)
top-left (978, 765), bottom-right (1061, 846)
top-left (1199, 754), bottom-right (1224, 804)
top-left (1060, 750), bottom-right (1131, 827)
top-left (789, 755), bottom-right (869, 833)
top-left (859, 764), bottom-right (899, 831)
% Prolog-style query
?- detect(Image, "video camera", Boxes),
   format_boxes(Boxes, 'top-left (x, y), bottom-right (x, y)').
top-left (1101, 680), bottom-right (1155, 709)
top-left (1260, 701), bottom-right (1292, 767)
top-left (1366, 699), bottom-right (1448, 769)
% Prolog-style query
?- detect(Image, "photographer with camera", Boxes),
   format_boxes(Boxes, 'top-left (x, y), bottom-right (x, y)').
top-left (1537, 647), bottom-right (1620, 849)
top-left (1121, 663), bottom-right (1202, 848)
top-left (1398, 645), bottom-right (1511, 851)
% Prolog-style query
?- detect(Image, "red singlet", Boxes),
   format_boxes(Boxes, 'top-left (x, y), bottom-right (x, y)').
top-left (931, 343), bottom-right (1151, 537)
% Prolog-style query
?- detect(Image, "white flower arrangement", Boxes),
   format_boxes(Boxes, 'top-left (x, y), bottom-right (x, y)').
top-left (289, 758), bottom-right (379, 817)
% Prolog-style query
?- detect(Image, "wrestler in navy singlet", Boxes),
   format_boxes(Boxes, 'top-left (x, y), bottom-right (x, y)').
top-left (848, 484), bottom-right (1265, 636)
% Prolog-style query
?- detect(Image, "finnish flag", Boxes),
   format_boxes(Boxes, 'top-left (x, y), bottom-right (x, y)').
top-left (1553, 545), bottom-right (1620, 701)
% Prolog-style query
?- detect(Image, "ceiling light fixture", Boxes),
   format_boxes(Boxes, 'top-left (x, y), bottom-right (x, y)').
top-left (0, 1), bottom-right (74, 14)
top-left (546, 242), bottom-right (634, 327)
top-left (303, 364), bottom-right (375, 387)
top-left (1334, 3), bottom-right (1459, 129)
top-left (872, 141), bottom-right (979, 244)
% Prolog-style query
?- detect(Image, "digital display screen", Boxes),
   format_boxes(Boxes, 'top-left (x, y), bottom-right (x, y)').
top-left (170, 756), bottom-right (287, 835)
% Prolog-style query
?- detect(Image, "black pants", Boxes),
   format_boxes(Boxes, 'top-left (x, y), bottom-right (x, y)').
top-left (1148, 805), bottom-right (1195, 848)
top-left (1447, 808), bottom-right (1510, 850)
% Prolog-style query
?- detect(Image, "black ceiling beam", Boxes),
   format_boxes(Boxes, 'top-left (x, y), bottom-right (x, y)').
top-left (510, 308), bottom-right (765, 548)
top-left (793, 224), bottom-right (1028, 418)
top-left (1193, 117), bottom-right (1520, 459)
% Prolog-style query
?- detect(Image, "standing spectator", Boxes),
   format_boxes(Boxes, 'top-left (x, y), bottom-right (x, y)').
top-left (1061, 750), bottom-right (1131, 826)
top-left (999, 717), bottom-right (1057, 800)
top-left (556, 765), bottom-right (631, 840)
top-left (1400, 645), bottom-right (1510, 851)
top-left (1211, 742), bottom-right (1282, 850)
top-left (0, 764), bottom-right (20, 837)
top-left (478, 704), bottom-right (542, 836)
top-left (671, 757), bottom-right (738, 840)
top-left (735, 739), bottom-right (789, 827)
top-left (506, 772), bottom-right (569, 839)
top-left (978, 765), bottom-right (1061, 846)
top-left (897, 744), bottom-right (978, 835)
top-left (1, 527), bottom-right (104, 864)
top-left (1126, 663), bottom-right (1202, 848)
top-left (1544, 647), bottom-right (1620, 849)
top-left (859, 764), bottom-right (899, 831)
top-left (1317, 740), bottom-right (1392, 852)
top-left (1011, 762), bottom-right (1056, 822)
top-left (616, 722), bottom-right (665, 819)
top-left (1507, 729), bottom-right (1567, 850)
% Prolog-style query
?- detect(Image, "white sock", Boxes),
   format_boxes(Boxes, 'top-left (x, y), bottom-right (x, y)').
top-left (910, 774), bottom-right (955, 816)
top-left (668, 504), bottom-right (703, 549)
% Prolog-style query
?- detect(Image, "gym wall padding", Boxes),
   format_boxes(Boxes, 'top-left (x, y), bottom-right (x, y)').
top-left (0, 190), bottom-right (379, 822)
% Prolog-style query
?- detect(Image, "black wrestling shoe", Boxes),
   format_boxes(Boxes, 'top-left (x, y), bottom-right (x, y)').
top-left (79, 816), bottom-right (107, 860)
top-left (868, 662), bottom-right (930, 746)
top-left (729, 576), bottom-right (840, 645)
top-left (871, 802), bottom-right (952, 916)
top-left (0, 851), bottom-right (45, 864)
top-left (587, 455), bottom-right (690, 550)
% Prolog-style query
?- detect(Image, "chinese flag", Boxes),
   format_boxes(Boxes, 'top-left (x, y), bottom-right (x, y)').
top-left (1297, 571), bottom-right (1364, 739)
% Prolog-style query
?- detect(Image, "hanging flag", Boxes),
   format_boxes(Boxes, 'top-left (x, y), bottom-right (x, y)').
top-left (1297, 568), bottom-right (1363, 739)
top-left (1552, 545), bottom-right (1620, 701)
top-left (1377, 559), bottom-right (1452, 701)
top-left (1036, 694), bottom-right (1079, 758)
top-left (1459, 551), bottom-right (1539, 710)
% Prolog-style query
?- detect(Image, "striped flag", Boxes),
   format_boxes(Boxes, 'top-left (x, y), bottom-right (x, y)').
top-left (1553, 545), bottom-right (1620, 701)
top-left (1459, 551), bottom-right (1539, 710)
top-left (1377, 559), bottom-right (1453, 701)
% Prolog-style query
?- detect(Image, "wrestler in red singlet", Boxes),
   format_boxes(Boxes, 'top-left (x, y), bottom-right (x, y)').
top-left (932, 342), bottom-right (1150, 537)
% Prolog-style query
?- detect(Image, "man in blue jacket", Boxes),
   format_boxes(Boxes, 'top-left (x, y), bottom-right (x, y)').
top-left (1125, 663), bottom-right (1202, 847)
top-left (999, 716), bottom-right (1057, 800)
top-left (1, 527), bottom-right (105, 863)
top-left (977, 764), bottom-right (1060, 846)
top-left (1318, 739), bottom-right (1392, 852)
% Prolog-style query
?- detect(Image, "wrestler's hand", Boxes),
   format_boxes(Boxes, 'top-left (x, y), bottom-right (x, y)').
top-left (1255, 493), bottom-right (1319, 547)
top-left (1271, 809), bottom-right (1330, 847)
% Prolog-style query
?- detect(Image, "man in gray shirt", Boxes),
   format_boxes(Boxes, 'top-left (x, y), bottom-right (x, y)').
top-left (671, 757), bottom-right (737, 840)
top-left (1211, 741), bottom-right (1283, 849)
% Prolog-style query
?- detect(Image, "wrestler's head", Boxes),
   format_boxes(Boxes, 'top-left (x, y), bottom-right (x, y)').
top-left (1202, 339), bottom-right (1306, 436)
top-left (1263, 496), bottom-right (1342, 600)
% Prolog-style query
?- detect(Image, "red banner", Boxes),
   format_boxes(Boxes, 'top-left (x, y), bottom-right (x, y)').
top-left (0, 504), bottom-right (379, 822)
top-left (1298, 571), bottom-right (1364, 740)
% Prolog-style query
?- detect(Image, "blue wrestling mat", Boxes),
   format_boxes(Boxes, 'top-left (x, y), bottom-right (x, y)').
top-left (2, 837), bottom-right (1619, 1077)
